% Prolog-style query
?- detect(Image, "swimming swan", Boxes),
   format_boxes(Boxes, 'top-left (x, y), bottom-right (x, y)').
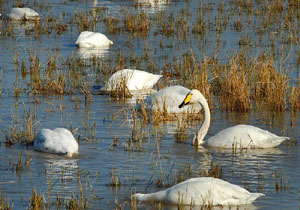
top-left (179, 89), bottom-right (289, 148)
top-left (102, 69), bottom-right (162, 93)
top-left (34, 128), bottom-right (78, 157)
top-left (76, 31), bottom-right (113, 48)
top-left (132, 177), bottom-right (264, 206)
top-left (1, 8), bottom-right (40, 20)
top-left (136, 85), bottom-right (202, 114)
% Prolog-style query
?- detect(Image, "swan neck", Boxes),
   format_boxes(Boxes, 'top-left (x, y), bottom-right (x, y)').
top-left (194, 98), bottom-right (210, 146)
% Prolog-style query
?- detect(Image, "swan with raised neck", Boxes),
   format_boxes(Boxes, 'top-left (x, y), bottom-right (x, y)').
top-left (179, 89), bottom-right (210, 146)
top-left (179, 89), bottom-right (289, 148)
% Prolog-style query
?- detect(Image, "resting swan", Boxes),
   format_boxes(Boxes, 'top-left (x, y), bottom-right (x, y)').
top-left (132, 177), bottom-right (264, 206)
top-left (34, 128), bottom-right (78, 157)
top-left (76, 31), bottom-right (113, 48)
top-left (136, 85), bottom-right (202, 114)
top-left (179, 89), bottom-right (289, 148)
top-left (102, 69), bottom-right (162, 93)
top-left (1, 8), bottom-right (40, 20)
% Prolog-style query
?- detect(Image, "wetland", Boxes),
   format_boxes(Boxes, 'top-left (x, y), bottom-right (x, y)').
top-left (0, 0), bottom-right (300, 209)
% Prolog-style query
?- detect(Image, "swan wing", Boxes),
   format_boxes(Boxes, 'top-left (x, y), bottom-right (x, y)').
top-left (103, 69), bottom-right (162, 91)
top-left (76, 31), bottom-right (113, 48)
top-left (133, 177), bottom-right (264, 206)
top-left (34, 128), bottom-right (78, 156)
top-left (125, 70), bottom-right (162, 91)
top-left (206, 125), bottom-right (289, 148)
top-left (5, 8), bottom-right (39, 20)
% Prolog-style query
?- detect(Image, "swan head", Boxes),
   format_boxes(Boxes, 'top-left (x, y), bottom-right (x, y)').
top-left (179, 89), bottom-right (206, 108)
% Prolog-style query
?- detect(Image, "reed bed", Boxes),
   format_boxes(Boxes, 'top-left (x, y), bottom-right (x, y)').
top-left (0, 0), bottom-right (299, 209)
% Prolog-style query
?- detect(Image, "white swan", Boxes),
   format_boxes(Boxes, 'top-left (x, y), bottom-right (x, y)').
top-left (76, 31), bottom-right (113, 48)
top-left (132, 177), bottom-right (264, 206)
top-left (179, 89), bottom-right (289, 148)
top-left (136, 85), bottom-right (202, 114)
top-left (34, 128), bottom-right (78, 157)
top-left (102, 69), bottom-right (162, 93)
top-left (1, 8), bottom-right (40, 20)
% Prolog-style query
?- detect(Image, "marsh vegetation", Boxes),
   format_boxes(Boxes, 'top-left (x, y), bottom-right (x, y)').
top-left (0, 0), bottom-right (299, 209)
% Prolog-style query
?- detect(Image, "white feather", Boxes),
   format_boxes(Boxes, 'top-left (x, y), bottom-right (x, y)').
top-left (34, 128), bottom-right (78, 157)
top-left (2, 8), bottom-right (39, 20)
top-left (102, 69), bottom-right (162, 93)
top-left (133, 177), bottom-right (264, 206)
top-left (76, 31), bottom-right (113, 48)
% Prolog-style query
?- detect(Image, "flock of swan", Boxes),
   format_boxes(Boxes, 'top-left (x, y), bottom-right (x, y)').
top-left (2, 6), bottom-right (290, 208)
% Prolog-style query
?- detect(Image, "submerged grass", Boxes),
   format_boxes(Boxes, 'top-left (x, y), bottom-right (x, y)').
top-left (0, 0), bottom-right (299, 209)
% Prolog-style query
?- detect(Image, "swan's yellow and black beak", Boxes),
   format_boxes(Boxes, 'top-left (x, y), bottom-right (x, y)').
top-left (179, 93), bottom-right (192, 108)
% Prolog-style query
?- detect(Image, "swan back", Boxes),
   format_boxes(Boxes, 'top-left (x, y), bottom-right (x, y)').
top-left (34, 128), bottom-right (78, 157)
top-left (137, 86), bottom-right (202, 114)
top-left (76, 31), bottom-right (113, 48)
top-left (133, 177), bottom-right (264, 206)
top-left (103, 69), bottom-right (162, 92)
top-left (206, 124), bottom-right (289, 149)
top-left (3, 8), bottom-right (40, 20)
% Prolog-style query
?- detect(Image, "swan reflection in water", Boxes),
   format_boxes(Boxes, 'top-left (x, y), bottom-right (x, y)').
top-left (77, 46), bottom-right (110, 60)
top-left (135, 0), bottom-right (170, 8)
top-left (134, 202), bottom-right (259, 210)
top-left (38, 153), bottom-right (79, 192)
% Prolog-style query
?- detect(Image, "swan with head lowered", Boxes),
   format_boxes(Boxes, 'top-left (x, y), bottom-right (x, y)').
top-left (132, 177), bottom-right (264, 206)
top-left (178, 89), bottom-right (289, 148)
top-left (33, 128), bottom-right (78, 157)
top-left (102, 69), bottom-right (162, 93)
top-left (1, 8), bottom-right (40, 20)
top-left (76, 31), bottom-right (113, 48)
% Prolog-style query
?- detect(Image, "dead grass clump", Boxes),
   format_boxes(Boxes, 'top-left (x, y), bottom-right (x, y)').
top-left (159, 13), bottom-right (175, 36)
top-left (202, 162), bottom-right (223, 178)
top-left (103, 17), bottom-right (121, 34)
top-left (214, 55), bottom-right (251, 112)
top-left (192, 14), bottom-right (207, 34)
top-left (174, 120), bottom-right (188, 142)
top-left (66, 194), bottom-right (88, 210)
top-left (190, 56), bottom-right (213, 107)
top-left (252, 56), bottom-right (289, 111)
top-left (5, 109), bottom-right (36, 146)
top-left (29, 188), bottom-right (45, 210)
top-left (0, 191), bottom-right (13, 209)
top-left (32, 77), bottom-right (66, 95)
top-left (75, 10), bottom-right (91, 31)
top-left (107, 76), bottom-right (132, 100)
top-left (124, 11), bottom-right (150, 35)
top-left (289, 85), bottom-right (300, 111)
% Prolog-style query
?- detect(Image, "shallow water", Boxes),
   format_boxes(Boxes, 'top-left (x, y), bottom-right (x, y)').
top-left (0, 0), bottom-right (299, 209)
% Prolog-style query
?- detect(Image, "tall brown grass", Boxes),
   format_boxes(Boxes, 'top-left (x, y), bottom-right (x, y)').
top-left (214, 54), bottom-right (251, 112)
top-left (252, 55), bottom-right (289, 111)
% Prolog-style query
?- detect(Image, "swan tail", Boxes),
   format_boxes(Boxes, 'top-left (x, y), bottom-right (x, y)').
top-left (245, 193), bottom-right (265, 203)
top-left (267, 136), bottom-right (289, 148)
top-left (132, 193), bottom-right (158, 202)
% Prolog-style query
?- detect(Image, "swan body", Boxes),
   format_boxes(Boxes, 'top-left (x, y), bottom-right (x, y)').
top-left (76, 31), bottom-right (113, 48)
top-left (2, 8), bottom-right (40, 20)
top-left (136, 85), bottom-right (202, 114)
top-left (204, 124), bottom-right (288, 149)
top-left (133, 177), bottom-right (264, 206)
top-left (179, 89), bottom-right (289, 148)
top-left (34, 128), bottom-right (78, 157)
top-left (102, 69), bottom-right (162, 93)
